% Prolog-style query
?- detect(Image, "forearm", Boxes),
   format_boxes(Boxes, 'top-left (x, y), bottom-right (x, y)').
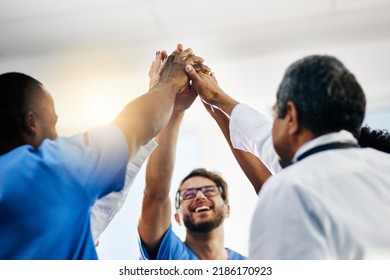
top-left (145, 111), bottom-right (184, 199)
top-left (113, 82), bottom-right (177, 158)
top-left (209, 91), bottom-right (239, 116)
top-left (138, 111), bottom-right (184, 253)
top-left (212, 110), bottom-right (271, 194)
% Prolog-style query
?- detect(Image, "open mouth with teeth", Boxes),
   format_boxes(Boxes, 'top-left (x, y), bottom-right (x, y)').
top-left (193, 205), bottom-right (211, 213)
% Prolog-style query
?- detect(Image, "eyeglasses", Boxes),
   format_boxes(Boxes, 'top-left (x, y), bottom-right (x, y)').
top-left (175, 185), bottom-right (223, 208)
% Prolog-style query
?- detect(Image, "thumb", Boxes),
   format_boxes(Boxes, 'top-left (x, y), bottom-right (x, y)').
top-left (185, 64), bottom-right (199, 82)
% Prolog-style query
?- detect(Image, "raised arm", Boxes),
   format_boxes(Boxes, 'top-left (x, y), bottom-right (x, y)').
top-left (138, 50), bottom-right (198, 259)
top-left (185, 66), bottom-right (239, 116)
top-left (113, 45), bottom-right (202, 158)
top-left (186, 65), bottom-right (272, 193)
top-left (202, 100), bottom-right (271, 194)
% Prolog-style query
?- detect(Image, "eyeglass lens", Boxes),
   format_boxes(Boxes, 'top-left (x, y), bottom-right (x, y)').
top-left (180, 185), bottom-right (219, 200)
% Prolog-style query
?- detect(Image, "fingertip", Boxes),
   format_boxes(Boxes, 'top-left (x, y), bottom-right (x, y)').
top-left (177, 43), bottom-right (184, 52)
top-left (185, 64), bottom-right (193, 72)
top-left (161, 50), bottom-right (167, 60)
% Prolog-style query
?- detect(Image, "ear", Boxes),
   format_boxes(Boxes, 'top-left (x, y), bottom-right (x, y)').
top-left (224, 203), bottom-right (231, 218)
top-left (285, 101), bottom-right (300, 135)
top-left (22, 111), bottom-right (38, 136)
top-left (174, 212), bottom-right (182, 226)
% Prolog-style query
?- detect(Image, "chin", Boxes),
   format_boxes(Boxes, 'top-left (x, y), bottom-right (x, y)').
top-left (184, 213), bottom-right (224, 233)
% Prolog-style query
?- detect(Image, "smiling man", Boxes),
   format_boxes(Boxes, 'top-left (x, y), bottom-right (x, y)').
top-left (175, 171), bottom-right (228, 236)
top-left (137, 51), bottom-right (246, 260)
top-left (139, 166), bottom-right (244, 260)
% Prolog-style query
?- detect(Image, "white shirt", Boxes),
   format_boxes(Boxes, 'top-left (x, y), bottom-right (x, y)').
top-left (229, 103), bottom-right (281, 173)
top-left (230, 103), bottom-right (390, 259)
top-left (90, 139), bottom-right (157, 242)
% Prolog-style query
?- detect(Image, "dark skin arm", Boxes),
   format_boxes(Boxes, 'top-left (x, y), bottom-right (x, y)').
top-left (185, 66), bottom-right (239, 116)
top-left (188, 66), bottom-right (272, 193)
top-left (202, 100), bottom-right (271, 194)
top-left (113, 44), bottom-right (203, 159)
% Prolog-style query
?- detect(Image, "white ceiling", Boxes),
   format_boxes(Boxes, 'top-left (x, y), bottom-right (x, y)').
top-left (1, 0), bottom-right (390, 60)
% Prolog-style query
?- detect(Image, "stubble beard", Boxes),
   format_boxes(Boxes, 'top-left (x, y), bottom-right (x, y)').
top-left (183, 209), bottom-right (225, 233)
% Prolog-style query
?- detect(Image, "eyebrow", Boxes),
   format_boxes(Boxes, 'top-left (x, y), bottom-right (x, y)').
top-left (178, 185), bottom-right (216, 193)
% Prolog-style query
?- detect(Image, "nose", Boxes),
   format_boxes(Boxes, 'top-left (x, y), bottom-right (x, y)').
top-left (194, 189), bottom-right (206, 200)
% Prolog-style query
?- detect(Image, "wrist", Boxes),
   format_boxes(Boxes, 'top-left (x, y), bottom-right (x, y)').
top-left (212, 92), bottom-right (239, 116)
top-left (156, 79), bottom-right (176, 92)
top-left (171, 110), bottom-right (185, 119)
top-left (158, 77), bottom-right (187, 94)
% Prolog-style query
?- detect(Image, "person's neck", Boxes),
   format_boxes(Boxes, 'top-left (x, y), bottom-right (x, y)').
top-left (184, 225), bottom-right (228, 260)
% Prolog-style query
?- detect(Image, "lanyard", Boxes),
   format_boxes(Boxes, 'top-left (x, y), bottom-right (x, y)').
top-left (296, 142), bottom-right (359, 162)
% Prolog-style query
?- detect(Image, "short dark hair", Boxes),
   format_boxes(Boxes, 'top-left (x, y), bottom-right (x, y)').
top-left (358, 125), bottom-right (390, 153)
top-left (276, 55), bottom-right (366, 138)
top-left (175, 168), bottom-right (229, 209)
top-left (0, 72), bottom-right (43, 135)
